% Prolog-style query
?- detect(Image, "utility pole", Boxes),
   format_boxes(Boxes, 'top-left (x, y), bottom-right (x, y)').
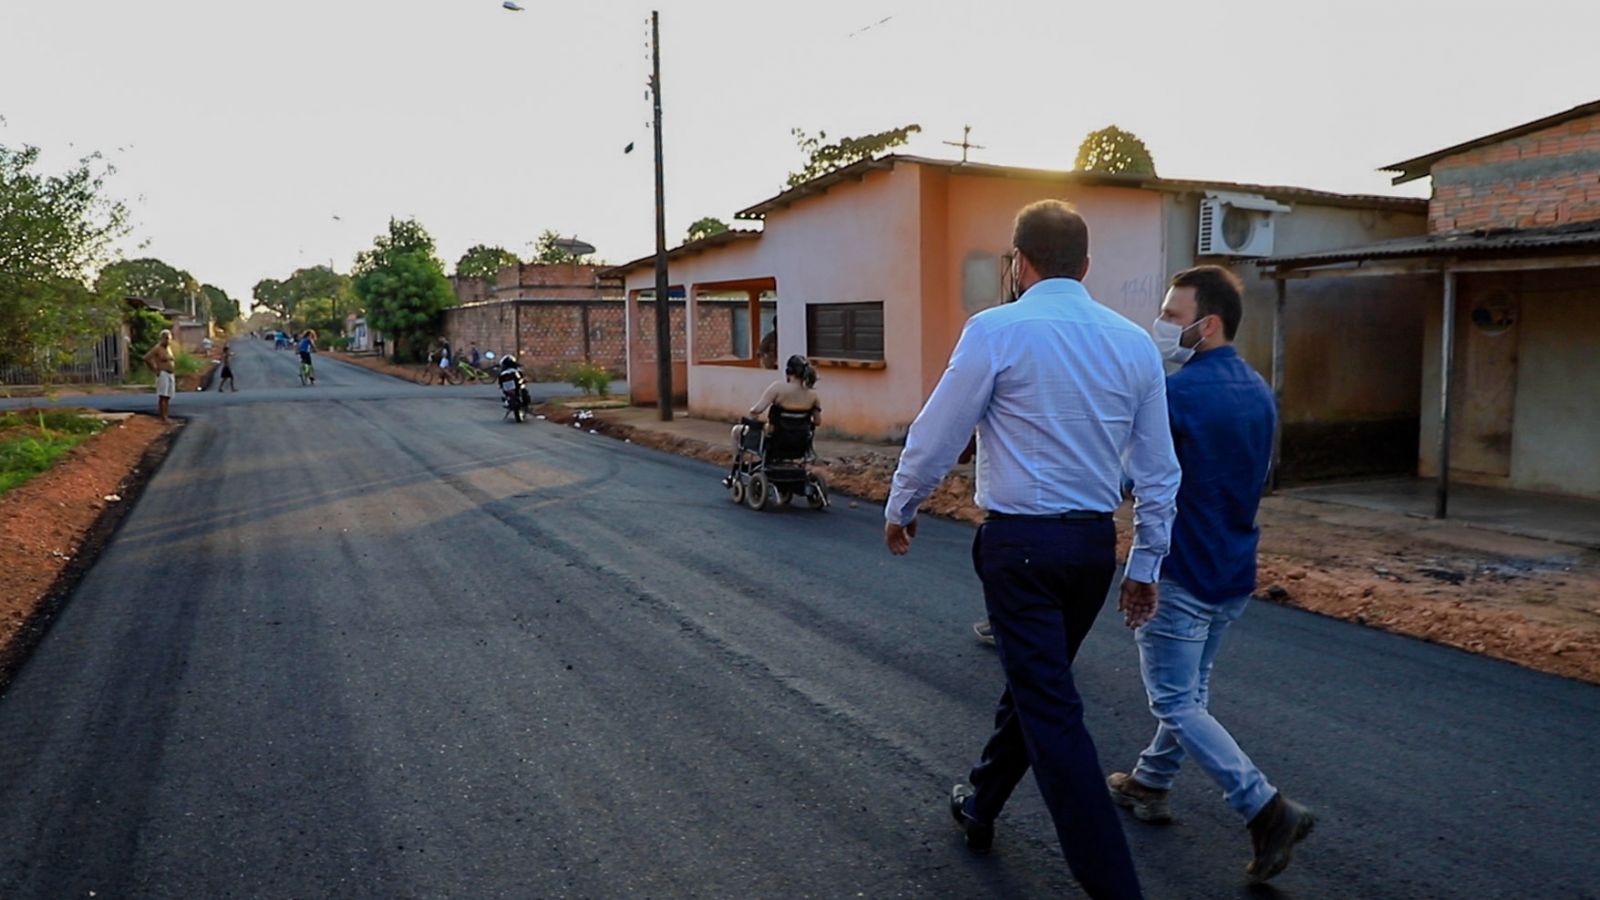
top-left (650, 9), bottom-right (673, 421)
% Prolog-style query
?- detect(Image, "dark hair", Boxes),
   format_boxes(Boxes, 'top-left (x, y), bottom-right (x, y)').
top-left (1169, 265), bottom-right (1243, 340)
top-left (785, 354), bottom-right (817, 388)
top-left (1012, 200), bottom-right (1090, 280)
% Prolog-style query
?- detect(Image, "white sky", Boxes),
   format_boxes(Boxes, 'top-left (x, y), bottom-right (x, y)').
top-left (3, 0), bottom-right (1596, 312)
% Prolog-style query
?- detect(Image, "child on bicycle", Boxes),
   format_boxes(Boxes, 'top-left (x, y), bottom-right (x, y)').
top-left (297, 330), bottom-right (317, 384)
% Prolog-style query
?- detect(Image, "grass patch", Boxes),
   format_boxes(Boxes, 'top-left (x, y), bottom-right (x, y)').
top-left (0, 410), bottom-right (107, 495)
top-left (127, 348), bottom-right (206, 385)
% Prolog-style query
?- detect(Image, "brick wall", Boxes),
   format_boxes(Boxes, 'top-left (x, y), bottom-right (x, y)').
top-left (451, 263), bottom-right (623, 305)
top-left (1430, 112), bottom-right (1600, 232)
top-left (630, 300), bottom-right (688, 364)
top-left (443, 300), bottom-right (627, 382)
top-left (694, 302), bottom-right (738, 361)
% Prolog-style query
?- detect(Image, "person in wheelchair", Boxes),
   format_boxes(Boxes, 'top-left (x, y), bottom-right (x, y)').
top-left (730, 353), bottom-right (820, 454)
top-left (723, 355), bottom-right (829, 509)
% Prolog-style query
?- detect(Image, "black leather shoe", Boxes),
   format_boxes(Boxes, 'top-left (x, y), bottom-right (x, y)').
top-left (949, 784), bottom-right (993, 853)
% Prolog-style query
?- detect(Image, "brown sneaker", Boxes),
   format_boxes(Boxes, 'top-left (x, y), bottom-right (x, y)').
top-left (1246, 793), bottom-right (1315, 882)
top-left (1107, 772), bottom-right (1172, 824)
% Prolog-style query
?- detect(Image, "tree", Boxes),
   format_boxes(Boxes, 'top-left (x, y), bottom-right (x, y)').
top-left (786, 123), bottom-right (921, 188)
top-left (0, 142), bottom-right (130, 370)
top-left (202, 284), bottom-right (239, 329)
top-left (686, 217), bottom-right (729, 242)
top-left (531, 229), bottom-right (595, 265)
top-left (252, 277), bottom-right (292, 321)
top-left (96, 258), bottom-right (204, 319)
top-left (353, 218), bottom-right (456, 361)
top-left (455, 244), bottom-right (520, 282)
top-left (1074, 125), bottom-right (1157, 176)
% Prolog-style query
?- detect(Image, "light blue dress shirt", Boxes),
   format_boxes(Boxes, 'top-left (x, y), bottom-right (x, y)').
top-left (885, 277), bottom-right (1181, 583)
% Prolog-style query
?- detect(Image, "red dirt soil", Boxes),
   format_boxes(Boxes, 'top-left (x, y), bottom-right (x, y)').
top-left (0, 414), bottom-right (176, 656)
top-left (539, 403), bottom-right (1600, 684)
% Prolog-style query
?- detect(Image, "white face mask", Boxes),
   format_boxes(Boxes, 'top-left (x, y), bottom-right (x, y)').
top-left (1151, 317), bottom-right (1203, 364)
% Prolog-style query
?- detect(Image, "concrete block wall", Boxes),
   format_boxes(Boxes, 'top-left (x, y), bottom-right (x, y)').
top-left (1430, 112), bottom-right (1600, 232)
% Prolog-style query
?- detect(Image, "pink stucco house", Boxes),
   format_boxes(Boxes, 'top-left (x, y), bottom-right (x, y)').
top-left (604, 155), bottom-right (1427, 465)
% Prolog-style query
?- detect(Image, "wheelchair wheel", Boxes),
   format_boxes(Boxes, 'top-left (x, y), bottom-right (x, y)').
top-left (728, 476), bottom-right (745, 505)
top-left (746, 473), bottom-right (770, 510)
top-left (807, 474), bottom-right (829, 510)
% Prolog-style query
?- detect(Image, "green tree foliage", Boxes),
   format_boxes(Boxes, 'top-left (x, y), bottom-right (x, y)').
top-left (96, 258), bottom-right (205, 319)
top-left (201, 284), bottom-right (239, 329)
top-left (786, 123), bottom-right (921, 188)
top-left (455, 244), bottom-right (520, 282)
top-left (127, 307), bottom-right (171, 364)
top-left (0, 142), bottom-right (130, 369)
top-left (686, 217), bottom-right (729, 243)
top-left (531, 229), bottom-right (595, 265)
top-left (353, 218), bottom-right (456, 361)
top-left (252, 277), bottom-right (292, 320)
top-left (1073, 125), bottom-right (1158, 176)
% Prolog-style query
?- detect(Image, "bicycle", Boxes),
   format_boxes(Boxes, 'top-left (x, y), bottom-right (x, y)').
top-left (413, 359), bottom-right (463, 385)
top-left (299, 357), bottom-right (315, 386)
top-left (456, 359), bottom-right (496, 384)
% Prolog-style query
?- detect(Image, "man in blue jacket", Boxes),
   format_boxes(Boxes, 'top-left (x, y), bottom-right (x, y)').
top-left (1107, 265), bottom-right (1314, 883)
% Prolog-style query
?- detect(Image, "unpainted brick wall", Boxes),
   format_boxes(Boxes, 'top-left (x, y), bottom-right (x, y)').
top-left (443, 301), bottom-right (627, 382)
top-left (631, 301), bottom-right (688, 364)
top-left (694, 302), bottom-right (738, 361)
top-left (1430, 112), bottom-right (1600, 232)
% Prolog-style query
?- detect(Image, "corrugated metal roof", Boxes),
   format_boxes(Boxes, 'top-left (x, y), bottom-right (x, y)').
top-left (1381, 99), bottom-right (1600, 185)
top-left (1257, 220), bottom-right (1600, 269)
top-left (598, 229), bottom-right (762, 278)
top-left (733, 154), bottom-right (1427, 219)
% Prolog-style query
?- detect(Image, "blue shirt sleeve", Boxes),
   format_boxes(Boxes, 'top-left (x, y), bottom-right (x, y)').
top-left (885, 316), bottom-right (997, 525)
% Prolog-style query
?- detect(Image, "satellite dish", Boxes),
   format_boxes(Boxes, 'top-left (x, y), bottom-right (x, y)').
top-left (484, 350), bottom-right (496, 360)
top-left (551, 237), bottom-right (596, 257)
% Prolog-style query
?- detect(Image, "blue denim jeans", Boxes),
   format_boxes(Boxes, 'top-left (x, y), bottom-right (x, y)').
top-left (1131, 580), bottom-right (1276, 821)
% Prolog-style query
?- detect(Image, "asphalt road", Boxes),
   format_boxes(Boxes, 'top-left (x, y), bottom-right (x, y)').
top-left (1, 339), bottom-right (1596, 898)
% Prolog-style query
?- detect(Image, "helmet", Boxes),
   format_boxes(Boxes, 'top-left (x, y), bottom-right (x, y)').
top-left (500, 355), bottom-right (518, 368)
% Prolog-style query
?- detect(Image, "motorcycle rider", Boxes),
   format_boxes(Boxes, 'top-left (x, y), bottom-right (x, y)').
top-left (498, 354), bottom-right (532, 417)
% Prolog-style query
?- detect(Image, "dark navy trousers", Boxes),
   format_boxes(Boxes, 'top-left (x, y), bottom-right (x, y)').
top-left (965, 517), bottom-right (1144, 900)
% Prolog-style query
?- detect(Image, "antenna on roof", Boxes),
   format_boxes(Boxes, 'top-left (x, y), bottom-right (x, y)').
top-left (942, 125), bottom-right (985, 163)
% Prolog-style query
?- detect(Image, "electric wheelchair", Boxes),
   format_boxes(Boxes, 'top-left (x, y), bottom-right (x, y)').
top-left (725, 405), bottom-right (830, 512)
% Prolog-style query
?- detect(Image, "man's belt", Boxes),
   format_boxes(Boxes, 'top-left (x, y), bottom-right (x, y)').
top-left (984, 510), bottom-right (1111, 522)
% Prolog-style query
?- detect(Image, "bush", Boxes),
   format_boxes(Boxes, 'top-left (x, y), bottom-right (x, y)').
top-left (0, 409), bottom-right (105, 495)
top-left (329, 336), bottom-right (351, 351)
top-left (568, 362), bottom-right (611, 396)
top-left (127, 309), bottom-right (170, 363)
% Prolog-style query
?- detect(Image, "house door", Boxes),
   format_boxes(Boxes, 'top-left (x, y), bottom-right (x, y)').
top-left (1449, 283), bottom-right (1519, 478)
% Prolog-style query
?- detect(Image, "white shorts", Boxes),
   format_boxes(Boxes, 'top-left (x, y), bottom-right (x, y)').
top-left (155, 371), bottom-right (176, 398)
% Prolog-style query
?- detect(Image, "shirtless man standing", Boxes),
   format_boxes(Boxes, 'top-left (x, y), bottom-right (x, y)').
top-left (143, 329), bottom-right (177, 423)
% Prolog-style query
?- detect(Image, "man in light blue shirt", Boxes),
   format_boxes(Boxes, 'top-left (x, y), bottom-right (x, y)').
top-left (886, 200), bottom-right (1178, 900)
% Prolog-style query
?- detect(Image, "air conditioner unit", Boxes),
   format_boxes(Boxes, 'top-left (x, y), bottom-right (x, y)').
top-left (1197, 192), bottom-right (1292, 257)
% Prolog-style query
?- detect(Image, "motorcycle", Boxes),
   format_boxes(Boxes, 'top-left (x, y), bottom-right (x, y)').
top-left (499, 368), bottom-right (531, 423)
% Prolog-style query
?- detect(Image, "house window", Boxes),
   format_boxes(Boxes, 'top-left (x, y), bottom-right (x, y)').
top-left (692, 278), bottom-right (777, 366)
top-left (807, 302), bottom-right (884, 361)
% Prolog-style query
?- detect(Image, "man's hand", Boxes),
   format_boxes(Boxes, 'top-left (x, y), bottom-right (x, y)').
top-left (885, 517), bottom-right (918, 555)
top-left (1118, 578), bottom-right (1159, 629)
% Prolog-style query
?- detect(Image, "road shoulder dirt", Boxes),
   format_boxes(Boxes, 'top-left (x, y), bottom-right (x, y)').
top-left (0, 413), bottom-right (180, 693)
top-left (539, 402), bottom-right (1600, 684)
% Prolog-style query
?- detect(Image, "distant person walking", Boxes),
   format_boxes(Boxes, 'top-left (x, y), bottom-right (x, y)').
top-left (885, 200), bottom-right (1180, 900)
top-left (1106, 266), bottom-right (1314, 882)
top-left (142, 328), bottom-right (177, 423)
top-left (218, 344), bottom-right (237, 392)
